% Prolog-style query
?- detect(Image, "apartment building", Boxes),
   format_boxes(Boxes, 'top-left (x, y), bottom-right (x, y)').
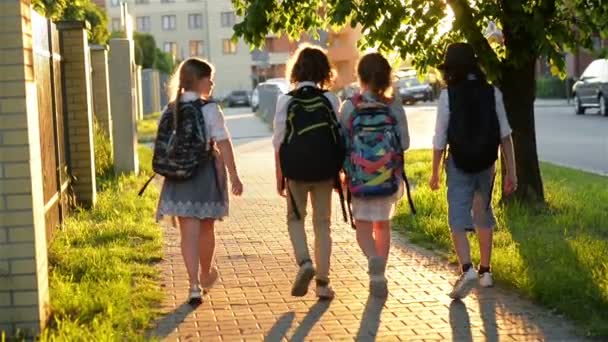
top-left (251, 27), bottom-right (361, 90)
top-left (104, 0), bottom-right (252, 97)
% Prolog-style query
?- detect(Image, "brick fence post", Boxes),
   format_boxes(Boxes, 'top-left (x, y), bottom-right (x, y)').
top-left (0, 0), bottom-right (50, 335)
top-left (57, 21), bottom-right (97, 207)
top-left (90, 44), bottom-right (113, 149)
top-left (109, 38), bottom-right (139, 175)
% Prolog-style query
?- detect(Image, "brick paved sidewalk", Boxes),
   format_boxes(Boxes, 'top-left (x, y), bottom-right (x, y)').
top-left (150, 109), bottom-right (585, 341)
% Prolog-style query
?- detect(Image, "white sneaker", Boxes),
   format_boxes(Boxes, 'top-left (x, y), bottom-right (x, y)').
top-left (479, 272), bottom-right (494, 288)
top-left (188, 285), bottom-right (202, 305)
top-left (369, 256), bottom-right (388, 298)
top-left (201, 266), bottom-right (219, 292)
top-left (291, 261), bottom-right (315, 297)
top-left (316, 284), bottom-right (335, 300)
top-left (449, 268), bottom-right (477, 299)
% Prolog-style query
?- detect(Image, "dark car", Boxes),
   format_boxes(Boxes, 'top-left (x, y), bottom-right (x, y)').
top-left (395, 77), bottom-right (434, 104)
top-left (224, 90), bottom-right (250, 107)
top-left (572, 58), bottom-right (608, 116)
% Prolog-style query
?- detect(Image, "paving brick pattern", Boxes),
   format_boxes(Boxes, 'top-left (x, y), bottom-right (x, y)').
top-left (150, 110), bottom-right (585, 341)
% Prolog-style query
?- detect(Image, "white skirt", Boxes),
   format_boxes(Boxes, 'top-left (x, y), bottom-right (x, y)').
top-left (351, 184), bottom-right (404, 222)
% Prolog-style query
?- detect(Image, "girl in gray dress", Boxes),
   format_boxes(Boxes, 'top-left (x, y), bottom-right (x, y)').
top-left (156, 58), bottom-right (243, 303)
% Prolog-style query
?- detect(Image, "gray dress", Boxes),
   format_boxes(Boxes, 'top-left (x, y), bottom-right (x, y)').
top-left (156, 95), bottom-right (230, 221)
top-left (156, 157), bottom-right (228, 221)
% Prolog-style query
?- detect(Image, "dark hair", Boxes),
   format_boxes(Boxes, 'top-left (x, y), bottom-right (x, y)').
top-left (442, 64), bottom-right (487, 86)
top-left (286, 44), bottom-right (334, 90)
top-left (168, 57), bottom-right (214, 120)
top-left (357, 53), bottom-right (393, 102)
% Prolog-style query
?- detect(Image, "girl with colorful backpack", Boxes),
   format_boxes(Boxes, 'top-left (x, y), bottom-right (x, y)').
top-left (340, 53), bottom-right (413, 298)
top-left (154, 58), bottom-right (244, 304)
top-left (273, 44), bottom-right (345, 300)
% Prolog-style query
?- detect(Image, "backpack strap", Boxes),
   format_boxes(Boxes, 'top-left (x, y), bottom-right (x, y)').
top-left (345, 187), bottom-right (356, 229)
top-left (137, 174), bottom-right (156, 197)
top-left (402, 169), bottom-right (417, 215)
top-left (334, 176), bottom-right (348, 224)
top-left (284, 178), bottom-right (302, 220)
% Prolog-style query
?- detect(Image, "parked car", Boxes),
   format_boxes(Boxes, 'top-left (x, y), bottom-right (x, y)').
top-left (251, 87), bottom-right (259, 111)
top-left (224, 90), bottom-right (250, 107)
top-left (572, 58), bottom-right (608, 116)
top-left (395, 76), bottom-right (434, 104)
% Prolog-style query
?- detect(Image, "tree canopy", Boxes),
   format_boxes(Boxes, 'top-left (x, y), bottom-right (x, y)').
top-left (232, 0), bottom-right (607, 81)
top-left (232, 0), bottom-right (608, 203)
top-left (33, 0), bottom-right (110, 45)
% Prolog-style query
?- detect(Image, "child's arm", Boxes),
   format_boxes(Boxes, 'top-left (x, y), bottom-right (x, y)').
top-left (500, 135), bottom-right (518, 195)
top-left (430, 149), bottom-right (443, 190)
top-left (217, 139), bottom-right (243, 196)
top-left (430, 90), bottom-right (449, 191)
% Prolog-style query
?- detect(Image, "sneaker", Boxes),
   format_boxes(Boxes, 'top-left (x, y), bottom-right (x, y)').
top-left (449, 268), bottom-right (478, 299)
top-left (368, 256), bottom-right (388, 298)
top-left (201, 266), bottom-right (219, 293)
top-left (188, 285), bottom-right (202, 305)
top-left (316, 284), bottom-right (335, 300)
top-left (479, 272), bottom-right (494, 288)
top-left (291, 261), bottom-right (315, 297)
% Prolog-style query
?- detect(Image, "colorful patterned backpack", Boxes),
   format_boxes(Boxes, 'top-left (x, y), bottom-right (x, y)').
top-left (344, 94), bottom-right (416, 217)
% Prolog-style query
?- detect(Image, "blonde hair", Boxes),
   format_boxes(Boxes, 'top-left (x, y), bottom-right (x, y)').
top-left (166, 58), bottom-right (214, 116)
top-left (357, 53), bottom-right (394, 103)
top-left (285, 43), bottom-right (334, 90)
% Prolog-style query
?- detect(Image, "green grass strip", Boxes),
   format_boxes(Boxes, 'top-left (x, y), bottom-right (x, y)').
top-left (394, 150), bottom-right (608, 337)
top-left (40, 146), bottom-right (162, 341)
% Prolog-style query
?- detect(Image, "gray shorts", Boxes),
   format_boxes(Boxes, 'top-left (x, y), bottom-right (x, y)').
top-left (446, 157), bottom-right (496, 232)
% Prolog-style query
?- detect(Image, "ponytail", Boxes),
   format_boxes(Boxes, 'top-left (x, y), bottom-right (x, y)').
top-left (173, 86), bottom-right (183, 130)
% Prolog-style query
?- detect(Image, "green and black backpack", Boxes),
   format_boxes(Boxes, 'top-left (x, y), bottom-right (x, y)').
top-left (279, 86), bottom-right (348, 221)
top-left (279, 86), bottom-right (345, 182)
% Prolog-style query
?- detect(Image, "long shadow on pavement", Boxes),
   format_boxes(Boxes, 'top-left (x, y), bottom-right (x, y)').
top-left (355, 295), bottom-right (387, 341)
top-left (477, 289), bottom-right (499, 342)
top-left (449, 299), bottom-right (473, 342)
top-left (290, 300), bottom-right (332, 341)
top-left (147, 302), bottom-right (200, 340)
top-left (264, 311), bottom-right (295, 342)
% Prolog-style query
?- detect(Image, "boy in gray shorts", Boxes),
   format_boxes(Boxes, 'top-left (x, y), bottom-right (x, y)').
top-left (429, 43), bottom-right (518, 300)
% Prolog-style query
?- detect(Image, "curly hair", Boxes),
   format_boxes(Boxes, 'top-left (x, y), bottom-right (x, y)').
top-left (286, 43), bottom-right (334, 90)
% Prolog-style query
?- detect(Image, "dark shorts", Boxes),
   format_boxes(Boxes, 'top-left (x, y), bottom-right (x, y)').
top-left (446, 157), bottom-right (496, 232)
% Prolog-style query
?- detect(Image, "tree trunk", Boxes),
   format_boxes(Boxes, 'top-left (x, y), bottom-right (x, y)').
top-left (499, 59), bottom-right (545, 203)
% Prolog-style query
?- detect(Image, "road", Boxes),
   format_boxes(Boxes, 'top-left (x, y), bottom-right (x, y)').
top-left (223, 101), bottom-right (608, 175)
top-left (404, 102), bottom-right (608, 175)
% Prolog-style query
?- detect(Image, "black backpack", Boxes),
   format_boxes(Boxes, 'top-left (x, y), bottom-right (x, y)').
top-left (152, 99), bottom-right (212, 180)
top-left (447, 80), bottom-right (501, 173)
top-left (279, 86), bottom-right (348, 221)
top-left (279, 86), bottom-right (346, 182)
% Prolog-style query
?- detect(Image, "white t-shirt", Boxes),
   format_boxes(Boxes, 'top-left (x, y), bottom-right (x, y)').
top-left (272, 81), bottom-right (341, 151)
top-left (433, 87), bottom-right (512, 150)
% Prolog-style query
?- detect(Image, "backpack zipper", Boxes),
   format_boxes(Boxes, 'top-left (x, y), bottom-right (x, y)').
top-left (297, 122), bottom-right (329, 135)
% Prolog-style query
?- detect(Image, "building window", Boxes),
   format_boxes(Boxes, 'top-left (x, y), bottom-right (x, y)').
top-left (222, 39), bottom-right (237, 54)
top-left (189, 40), bottom-right (204, 56)
top-left (111, 18), bottom-right (121, 32)
top-left (188, 14), bottom-right (203, 29)
top-left (162, 15), bottom-right (176, 31)
top-left (163, 42), bottom-right (178, 57)
top-left (110, 0), bottom-right (120, 6)
top-left (136, 16), bottom-right (151, 32)
top-left (220, 12), bottom-right (236, 28)
top-left (135, 0), bottom-right (149, 4)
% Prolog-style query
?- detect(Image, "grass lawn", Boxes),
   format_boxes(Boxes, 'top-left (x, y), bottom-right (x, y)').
top-left (394, 150), bottom-right (608, 337)
top-left (137, 112), bottom-right (161, 144)
top-left (41, 146), bottom-right (163, 341)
